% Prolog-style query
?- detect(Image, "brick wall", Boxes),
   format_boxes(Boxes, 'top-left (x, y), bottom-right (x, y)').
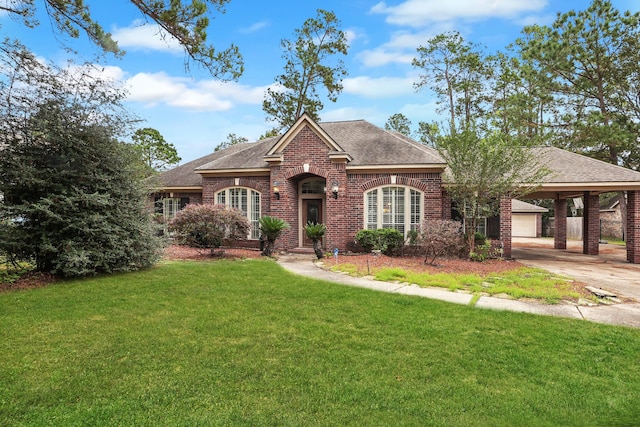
top-left (583, 193), bottom-right (600, 255)
top-left (627, 190), bottom-right (640, 263)
top-left (198, 124), bottom-right (446, 252)
top-left (554, 198), bottom-right (567, 249)
top-left (499, 196), bottom-right (512, 258)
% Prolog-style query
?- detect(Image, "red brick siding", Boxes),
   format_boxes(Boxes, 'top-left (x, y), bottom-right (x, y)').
top-left (627, 191), bottom-right (640, 263)
top-left (554, 198), bottom-right (567, 250)
top-left (197, 125), bottom-right (446, 252)
top-left (499, 196), bottom-right (512, 258)
top-left (583, 193), bottom-right (600, 255)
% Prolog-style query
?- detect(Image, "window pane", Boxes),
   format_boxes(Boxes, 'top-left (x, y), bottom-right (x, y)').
top-left (382, 187), bottom-right (405, 233)
top-left (366, 191), bottom-right (377, 229)
top-left (217, 192), bottom-right (225, 205)
top-left (410, 190), bottom-right (421, 231)
top-left (250, 190), bottom-right (261, 239)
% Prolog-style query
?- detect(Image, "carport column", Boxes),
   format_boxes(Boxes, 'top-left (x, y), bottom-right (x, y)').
top-left (499, 196), bottom-right (512, 259)
top-left (554, 198), bottom-right (567, 250)
top-left (627, 190), bottom-right (640, 264)
top-left (583, 192), bottom-right (600, 256)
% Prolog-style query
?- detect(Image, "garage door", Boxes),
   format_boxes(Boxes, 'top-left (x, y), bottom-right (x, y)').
top-left (512, 213), bottom-right (537, 237)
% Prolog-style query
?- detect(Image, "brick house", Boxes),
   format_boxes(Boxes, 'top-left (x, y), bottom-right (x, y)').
top-left (153, 113), bottom-right (640, 263)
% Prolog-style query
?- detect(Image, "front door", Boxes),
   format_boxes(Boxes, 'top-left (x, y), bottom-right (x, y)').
top-left (302, 199), bottom-right (323, 247)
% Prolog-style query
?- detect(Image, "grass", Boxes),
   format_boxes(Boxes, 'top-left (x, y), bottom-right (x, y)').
top-left (337, 264), bottom-right (582, 304)
top-left (1, 259), bottom-right (640, 425)
top-left (0, 255), bottom-right (33, 285)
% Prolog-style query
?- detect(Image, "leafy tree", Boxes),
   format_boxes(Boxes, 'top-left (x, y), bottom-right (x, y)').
top-left (518, 0), bottom-right (640, 227)
top-left (258, 128), bottom-right (280, 140)
top-left (304, 222), bottom-right (326, 259)
top-left (0, 44), bottom-right (163, 276)
top-left (169, 204), bottom-right (250, 255)
top-left (436, 127), bottom-right (549, 256)
top-left (215, 132), bottom-right (248, 151)
top-left (258, 216), bottom-right (289, 257)
top-left (384, 113), bottom-right (412, 136)
top-left (132, 127), bottom-right (180, 172)
top-left (413, 31), bottom-right (491, 133)
top-left (1, 0), bottom-right (243, 79)
top-left (416, 121), bottom-right (440, 146)
top-left (263, 9), bottom-right (348, 131)
top-left (518, 0), bottom-right (640, 164)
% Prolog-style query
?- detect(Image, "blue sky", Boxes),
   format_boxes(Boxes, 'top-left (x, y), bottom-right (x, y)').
top-left (1, 0), bottom-right (638, 164)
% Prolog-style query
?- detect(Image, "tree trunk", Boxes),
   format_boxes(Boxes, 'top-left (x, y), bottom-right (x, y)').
top-left (313, 239), bottom-right (324, 259)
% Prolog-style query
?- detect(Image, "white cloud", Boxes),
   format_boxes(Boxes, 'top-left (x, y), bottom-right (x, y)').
top-left (322, 106), bottom-right (385, 123)
top-left (112, 21), bottom-right (182, 53)
top-left (371, 0), bottom-right (548, 27)
top-left (240, 21), bottom-right (269, 33)
top-left (343, 76), bottom-right (415, 98)
top-left (356, 29), bottom-right (450, 67)
top-left (125, 71), bottom-right (269, 111)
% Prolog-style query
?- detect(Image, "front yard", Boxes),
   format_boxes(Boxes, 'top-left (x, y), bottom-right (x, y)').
top-left (1, 258), bottom-right (639, 425)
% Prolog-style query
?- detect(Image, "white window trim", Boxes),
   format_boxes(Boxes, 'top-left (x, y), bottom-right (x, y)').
top-left (215, 187), bottom-right (261, 240)
top-left (363, 185), bottom-right (423, 236)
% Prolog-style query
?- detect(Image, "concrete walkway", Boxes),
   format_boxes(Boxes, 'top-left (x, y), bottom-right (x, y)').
top-left (277, 254), bottom-right (640, 329)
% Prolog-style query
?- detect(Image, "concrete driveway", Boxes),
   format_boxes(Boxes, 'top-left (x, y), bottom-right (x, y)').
top-left (512, 238), bottom-right (640, 301)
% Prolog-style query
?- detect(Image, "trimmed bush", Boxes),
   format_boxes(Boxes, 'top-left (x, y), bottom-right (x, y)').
top-left (355, 228), bottom-right (405, 256)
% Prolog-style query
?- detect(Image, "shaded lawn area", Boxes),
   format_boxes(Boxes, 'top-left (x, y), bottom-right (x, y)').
top-left (1, 259), bottom-right (639, 426)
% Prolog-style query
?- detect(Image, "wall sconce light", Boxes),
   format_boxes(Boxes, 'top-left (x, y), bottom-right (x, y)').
top-left (273, 181), bottom-right (280, 200)
top-left (331, 181), bottom-right (339, 199)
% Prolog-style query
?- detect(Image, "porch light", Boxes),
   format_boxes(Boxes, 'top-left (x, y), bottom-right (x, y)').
top-left (273, 181), bottom-right (280, 200)
top-left (332, 181), bottom-right (339, 199)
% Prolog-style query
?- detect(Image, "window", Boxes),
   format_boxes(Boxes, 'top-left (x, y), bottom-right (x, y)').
top-left (365, 186), bottom-right (422, 236)
top-left (155, 196), bottom-right (189, 222)
top-left (216, 187), bottom-right (261, 239)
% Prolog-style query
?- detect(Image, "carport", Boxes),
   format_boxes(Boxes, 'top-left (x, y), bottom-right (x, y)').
top-left (499, 147), bottom-right (640, 264)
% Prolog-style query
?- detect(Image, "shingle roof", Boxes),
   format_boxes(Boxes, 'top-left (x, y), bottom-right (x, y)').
top-left (537, 147), bottom-right (640, 183)
top-left (152, 142), bottom-right (253, 188)
top-left (512, 199), bottom-right (548, 213)
top-left (194, 119), bottom-right (445, 172)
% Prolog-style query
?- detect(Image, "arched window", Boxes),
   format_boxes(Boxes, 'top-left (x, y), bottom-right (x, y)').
top-left (365, 186), bottom-right (422, 236)
top-left (216, 187), bottom-right (261, 239)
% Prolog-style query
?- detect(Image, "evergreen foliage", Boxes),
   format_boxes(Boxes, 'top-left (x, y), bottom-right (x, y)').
top-left (0, 41), bottom-right (163, 277)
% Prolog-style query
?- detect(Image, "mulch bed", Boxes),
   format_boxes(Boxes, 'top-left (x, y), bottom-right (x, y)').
top-left (330, 253), bottom-right (525, 276)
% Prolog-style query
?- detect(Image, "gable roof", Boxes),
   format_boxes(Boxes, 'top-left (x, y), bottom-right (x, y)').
top-left (512, 199), bottom-right (548, 213)
top-left (195, 118), bottom-right (445, 174)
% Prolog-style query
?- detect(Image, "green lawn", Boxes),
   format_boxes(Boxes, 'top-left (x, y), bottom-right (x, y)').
top-left (1, 259), bottom-right (639, 426)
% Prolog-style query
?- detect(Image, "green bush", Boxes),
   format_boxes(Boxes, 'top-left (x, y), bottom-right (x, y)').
top-left (355, 228), bottom-right (404, 256)
top-left (355, 229), bottom-right (379, 252)
top-left (377, 228), bottom-right (404, 255)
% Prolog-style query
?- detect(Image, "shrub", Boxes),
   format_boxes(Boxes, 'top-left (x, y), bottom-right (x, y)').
top-left (355, 228), bottom-right (404, 256)
top-left (304, 222), bottom-right (326, 259)
top-left (259, 216), bottom-right (289, 257)
top-left (169, 204), bottom-right (250, 255)
top-left (355, 229), bottom-right (378, 253)
top-left (416, 220), bottom-right (465, 265)
top-left (377, 228), bottom-right (404, 255)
